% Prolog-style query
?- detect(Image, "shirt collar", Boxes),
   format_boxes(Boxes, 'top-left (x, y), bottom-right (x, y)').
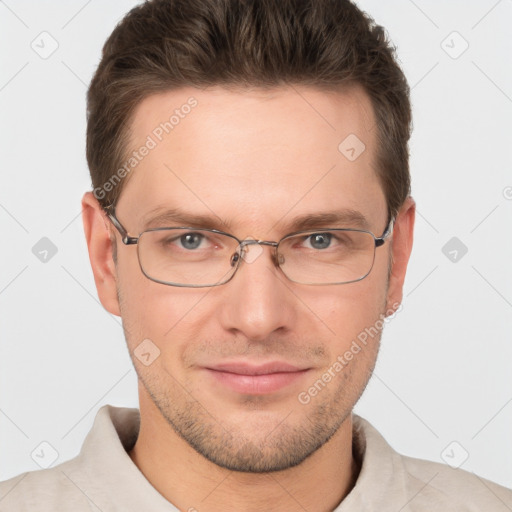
top-left (71, 405), bottom-right (179, 511)
top-left (334, 415), bottom-right (409, 511)
top-left (72, 405), bottom-right (408, 511)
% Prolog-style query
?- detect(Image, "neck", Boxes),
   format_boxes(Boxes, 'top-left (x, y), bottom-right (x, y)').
top-left (129, 391), bottom-right (359, 512)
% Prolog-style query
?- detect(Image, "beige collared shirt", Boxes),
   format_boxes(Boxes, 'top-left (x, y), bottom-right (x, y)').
top-left (1, 405), bottom-right (511, 511)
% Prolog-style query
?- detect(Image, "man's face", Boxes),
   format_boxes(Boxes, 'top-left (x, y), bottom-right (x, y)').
top-left (90, 85), bottom-right (409, 472)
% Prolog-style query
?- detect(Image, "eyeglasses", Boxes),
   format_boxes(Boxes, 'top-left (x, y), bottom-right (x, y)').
top-left (104, 206), bottom-right (394, 288)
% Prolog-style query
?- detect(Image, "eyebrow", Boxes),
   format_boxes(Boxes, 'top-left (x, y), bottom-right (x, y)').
top-left (142, 208), bottom-right (233, 231)
top-left (283, 210), bottom-right (371, 231)
top-left (141, 207), bottom-right (371, 233)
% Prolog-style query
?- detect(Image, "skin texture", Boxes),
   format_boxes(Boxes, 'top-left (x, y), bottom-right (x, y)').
top-left (82, 84), bottom-right (415, 512)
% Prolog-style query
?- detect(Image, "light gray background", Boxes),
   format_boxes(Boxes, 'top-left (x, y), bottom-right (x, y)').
top-left (1, 0), bottom-right (511, 490)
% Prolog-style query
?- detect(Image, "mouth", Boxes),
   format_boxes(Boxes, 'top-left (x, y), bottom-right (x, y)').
top-left (203, 361), bottom-right (311, 395)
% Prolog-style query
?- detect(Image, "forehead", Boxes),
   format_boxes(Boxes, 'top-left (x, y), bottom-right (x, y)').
top-left (118, 85), bottom-right (386, 236)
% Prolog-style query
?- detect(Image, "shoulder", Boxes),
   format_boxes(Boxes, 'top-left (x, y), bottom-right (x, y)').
top-left (351, 415), bottom-right (512, 511)
top-left (399, 452), bottom-right (512, 510)
top-left (0, 405), bottom-right (144, 511)
top-left (0, 460), bottom-right (93, 511)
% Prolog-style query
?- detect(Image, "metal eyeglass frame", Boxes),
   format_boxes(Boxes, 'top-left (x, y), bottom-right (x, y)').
top-left (103, 205), bottom-right (395, 288)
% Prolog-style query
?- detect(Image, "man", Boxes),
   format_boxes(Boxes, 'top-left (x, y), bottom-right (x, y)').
top-left (1, 0), bottom-right (511, 510)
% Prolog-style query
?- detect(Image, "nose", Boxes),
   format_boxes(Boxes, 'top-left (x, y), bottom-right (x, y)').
top-left (218, 244), bottom-right (297, 341)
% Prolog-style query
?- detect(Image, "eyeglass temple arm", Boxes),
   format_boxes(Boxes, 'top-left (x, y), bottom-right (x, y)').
top-left (104, 205), bottom-right (138, 245)
top-left (375, 216), bottom-right (395, 248)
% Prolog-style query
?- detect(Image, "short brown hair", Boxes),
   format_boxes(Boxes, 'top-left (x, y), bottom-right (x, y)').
top-left (86, 0), bottom-right (412, 222)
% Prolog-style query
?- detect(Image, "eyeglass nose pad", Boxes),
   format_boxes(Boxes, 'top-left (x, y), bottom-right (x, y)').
top-left (230, 252), bottom-right (240, 268)
top-left (274, 253), bottom-right (285, 266)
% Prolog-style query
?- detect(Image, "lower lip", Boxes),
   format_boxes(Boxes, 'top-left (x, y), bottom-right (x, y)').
top-left (205, 369), bottom-right (310, 394)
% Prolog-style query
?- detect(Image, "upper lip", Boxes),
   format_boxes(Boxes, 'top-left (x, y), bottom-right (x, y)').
top-left (205, 361), bottom-right (309, 376)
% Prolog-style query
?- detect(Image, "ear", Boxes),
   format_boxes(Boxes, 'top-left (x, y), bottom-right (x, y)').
top-left (81, 192), bottom-right (121, 316)
top-left (385, 196), bottom-right (415, 312)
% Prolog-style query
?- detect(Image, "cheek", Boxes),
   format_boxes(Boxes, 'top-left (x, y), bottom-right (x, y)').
top-left (116, 253), bottom-right (183, 345)
top-left (300, 271), bottom-right (387, 350)
top-left (118, 270), bottom-right (211, 372)
top-left (333, 276), bottom-right (384, 312)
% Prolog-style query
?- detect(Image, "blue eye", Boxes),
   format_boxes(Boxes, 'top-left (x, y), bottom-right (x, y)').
top-left (306, 233), bottom-right (332, 250)
top-left (178, 232), bottom-right (204, 250)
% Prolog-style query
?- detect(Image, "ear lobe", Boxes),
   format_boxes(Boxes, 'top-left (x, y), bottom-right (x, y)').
top-left (81, 191), bottom-right (121, 317)
top-left (385, 196), bottom-right (416, 312)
